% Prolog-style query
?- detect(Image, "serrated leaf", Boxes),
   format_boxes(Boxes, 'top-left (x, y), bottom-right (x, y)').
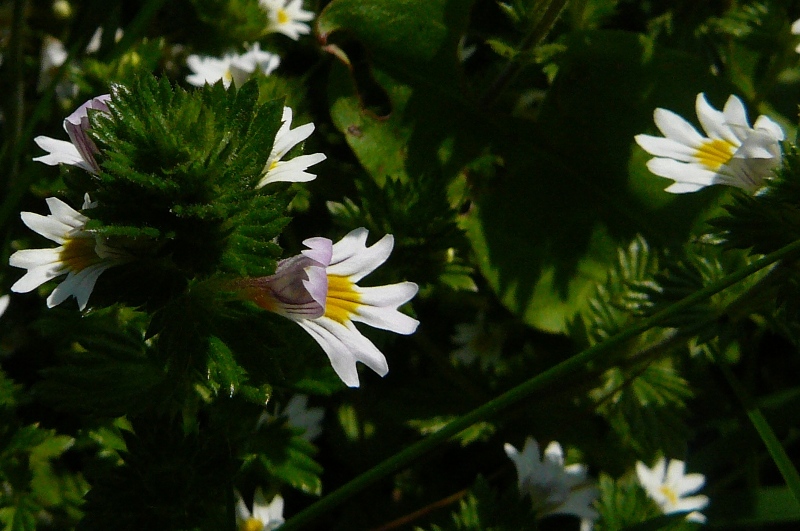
top-left (0, 495), bottom-right (38, 531)
top-left (591, 359), bottom-right (692, 457)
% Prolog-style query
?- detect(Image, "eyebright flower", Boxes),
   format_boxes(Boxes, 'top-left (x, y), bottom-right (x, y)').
top-left (635, 93), bottom-right (784, 193)
top-left (33, 94), bottom-right (111, 174)
top-left (237, 228), bottom-right (419, 387)
top-left (504, 437), bottom-right (599, 525)
top-left (256, 106), bottom-right (326, 188)
top-left (259, 394), bottom-right (325, 441)
top-left (186, 43), bottom-right (281, 88)
top-left (260, 0), bottom-right (315, 41)
top-left (636, 457), bottom-right (709, 523)
top-left (235, 488), bottom-right (284, 531)
top-left (9, 196), bottom-right (128, 310)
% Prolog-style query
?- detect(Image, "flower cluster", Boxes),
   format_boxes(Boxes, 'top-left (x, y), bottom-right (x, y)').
top-left (636, 457), bottom-right (709, 523)
top-left (236, 228), bottom-right (419, 387)
top-left (186, 43), bottom-right (281, 88)
top-left (504, 437), bottom-right (599, 527)
top-left (19, 80), bottom-right (415, 388)
top-left (636, 93), bottom-right (784, 194)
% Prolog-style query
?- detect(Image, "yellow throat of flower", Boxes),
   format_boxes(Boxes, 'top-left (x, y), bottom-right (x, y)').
top-left (659, 485), bottom-right (679, 507)
top-left (325, 275), bottom-right (361, 324)
top-left (694, 138), bottom-right (736, 171)
top-left (59, 236), bottom-right (102, 273)
top-left (239, 518), bottom-right (264, 531)
top-left (277, 9), bottom-right (290, 25)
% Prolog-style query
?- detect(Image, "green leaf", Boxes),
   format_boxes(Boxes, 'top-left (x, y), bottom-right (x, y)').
top-left (318, 0), bottom-right (475, 91)
top-left (709, 486), bottom-right (800, 525)
top-left (29, 435), bottom-right (76, 507)
top-left (207, 336), bottom-right (248, 397)
top-left (246, 422), bottom-right (323, 496)
top-left (0, 495), bottom-right (38, 531)
top-left (594, 473), bottom-right (662, 531)
top-left (463, 30), bottom-right (733, 332)
top-left (591, 359), bottom-right (693, 458)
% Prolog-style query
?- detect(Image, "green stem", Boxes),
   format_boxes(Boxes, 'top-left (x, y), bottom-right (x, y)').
top-left (481, 0), bottom-right (569, 108)
top-left (280, 238), bottom-right (800, 530)
top-left (713, 351), bottom-right (800, 506)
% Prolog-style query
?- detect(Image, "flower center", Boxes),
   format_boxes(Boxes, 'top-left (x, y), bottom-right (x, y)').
top-left (694, 138), bottom-right (737, 170)
top-left (59, 236), bottom-right (101, 273)
top-left (659, 485), bottom-right (679, 507)
top-left (277, 9), bottom-right (290, 24)
top-left (325, 275), bottom-right (361, 324)
top-left (239, 517), bottom-right (264, 531)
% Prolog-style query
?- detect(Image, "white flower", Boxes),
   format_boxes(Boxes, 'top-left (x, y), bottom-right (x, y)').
top-left (186, 43), bottom-right (281, 88)
top-left (33, 95), bottom-right (111, 174)
top-left (235, 488), bottom-right (284, 531)
top-left (0, 295), bottom-right (9, 318)
top-left (259, 394), bottom-right (325, 441)
top-left (636, 457), bottom-right (709, 523)
top-left (792, 19), bottom-right (800, 53)
top-left (257, 106), bottom-right (326, 187)
top-left (260, 0), bottom-right (315, 41)
top-left (504, 437), bottom-right (599, 524)
top-left (9, 196), bottom-right (128, 310)
top-left (635, 93), bottom-right (784, 193)
top-left (38, 36), bottom-right (70, 93)
top-left (239, 228), bottom-right (419, 387)
top-left (451, 311), bottom-right (504, 370)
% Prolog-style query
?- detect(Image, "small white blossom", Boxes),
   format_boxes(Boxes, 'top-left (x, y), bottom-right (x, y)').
top-left (260, 0), bottom-right (315, 41)
top-left (33, 95), bottom-right (111, 174)
top-left (451, 312), bottom-right (504, 370)
top-left (238, 228), bottom-right (419, 387)
top-left (235, 488), bottom-right (284, 531)
top-left (38, 36), bottom-right (71, 94)
top-left (504, 437), bottom-right (599, 525)
top-left (635, 93), bottom-right (784, 193)
top-left (257, 106), bottom-right (326, 187)
top-left (186, 43), bottom-right (281, 88)
top-left (636, 457), bottom-right (709, 524)
top-left (9, 196), bottom-right (128, 310)
top-left (792, 19), bottom-right (800, 53)
top-left (259, 394), bottom-right (325, 441)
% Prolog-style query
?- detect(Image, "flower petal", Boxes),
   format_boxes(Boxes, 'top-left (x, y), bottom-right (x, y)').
top-left (653, 108), bottom-right (703, 147)
top-left (296, 317), bottom-right (389, 387)
top-left (328, 231), bottom-right (394, 282)
top-left (696, 93), bottom-right (739, 145)
top-left (635, 134), bottom-right (697, 161)
top-left (33, 136), bottom-right (90, 171)
top-left (645, 158), bottom-right (716, 190)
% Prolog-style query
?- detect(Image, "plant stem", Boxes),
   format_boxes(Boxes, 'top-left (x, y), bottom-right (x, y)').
top-left (713, 351), bottom-right (800, 506)
top-left (481, 0), bottom-right (569, 108)
top-left (279, 238), bottom-right (800, 530)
